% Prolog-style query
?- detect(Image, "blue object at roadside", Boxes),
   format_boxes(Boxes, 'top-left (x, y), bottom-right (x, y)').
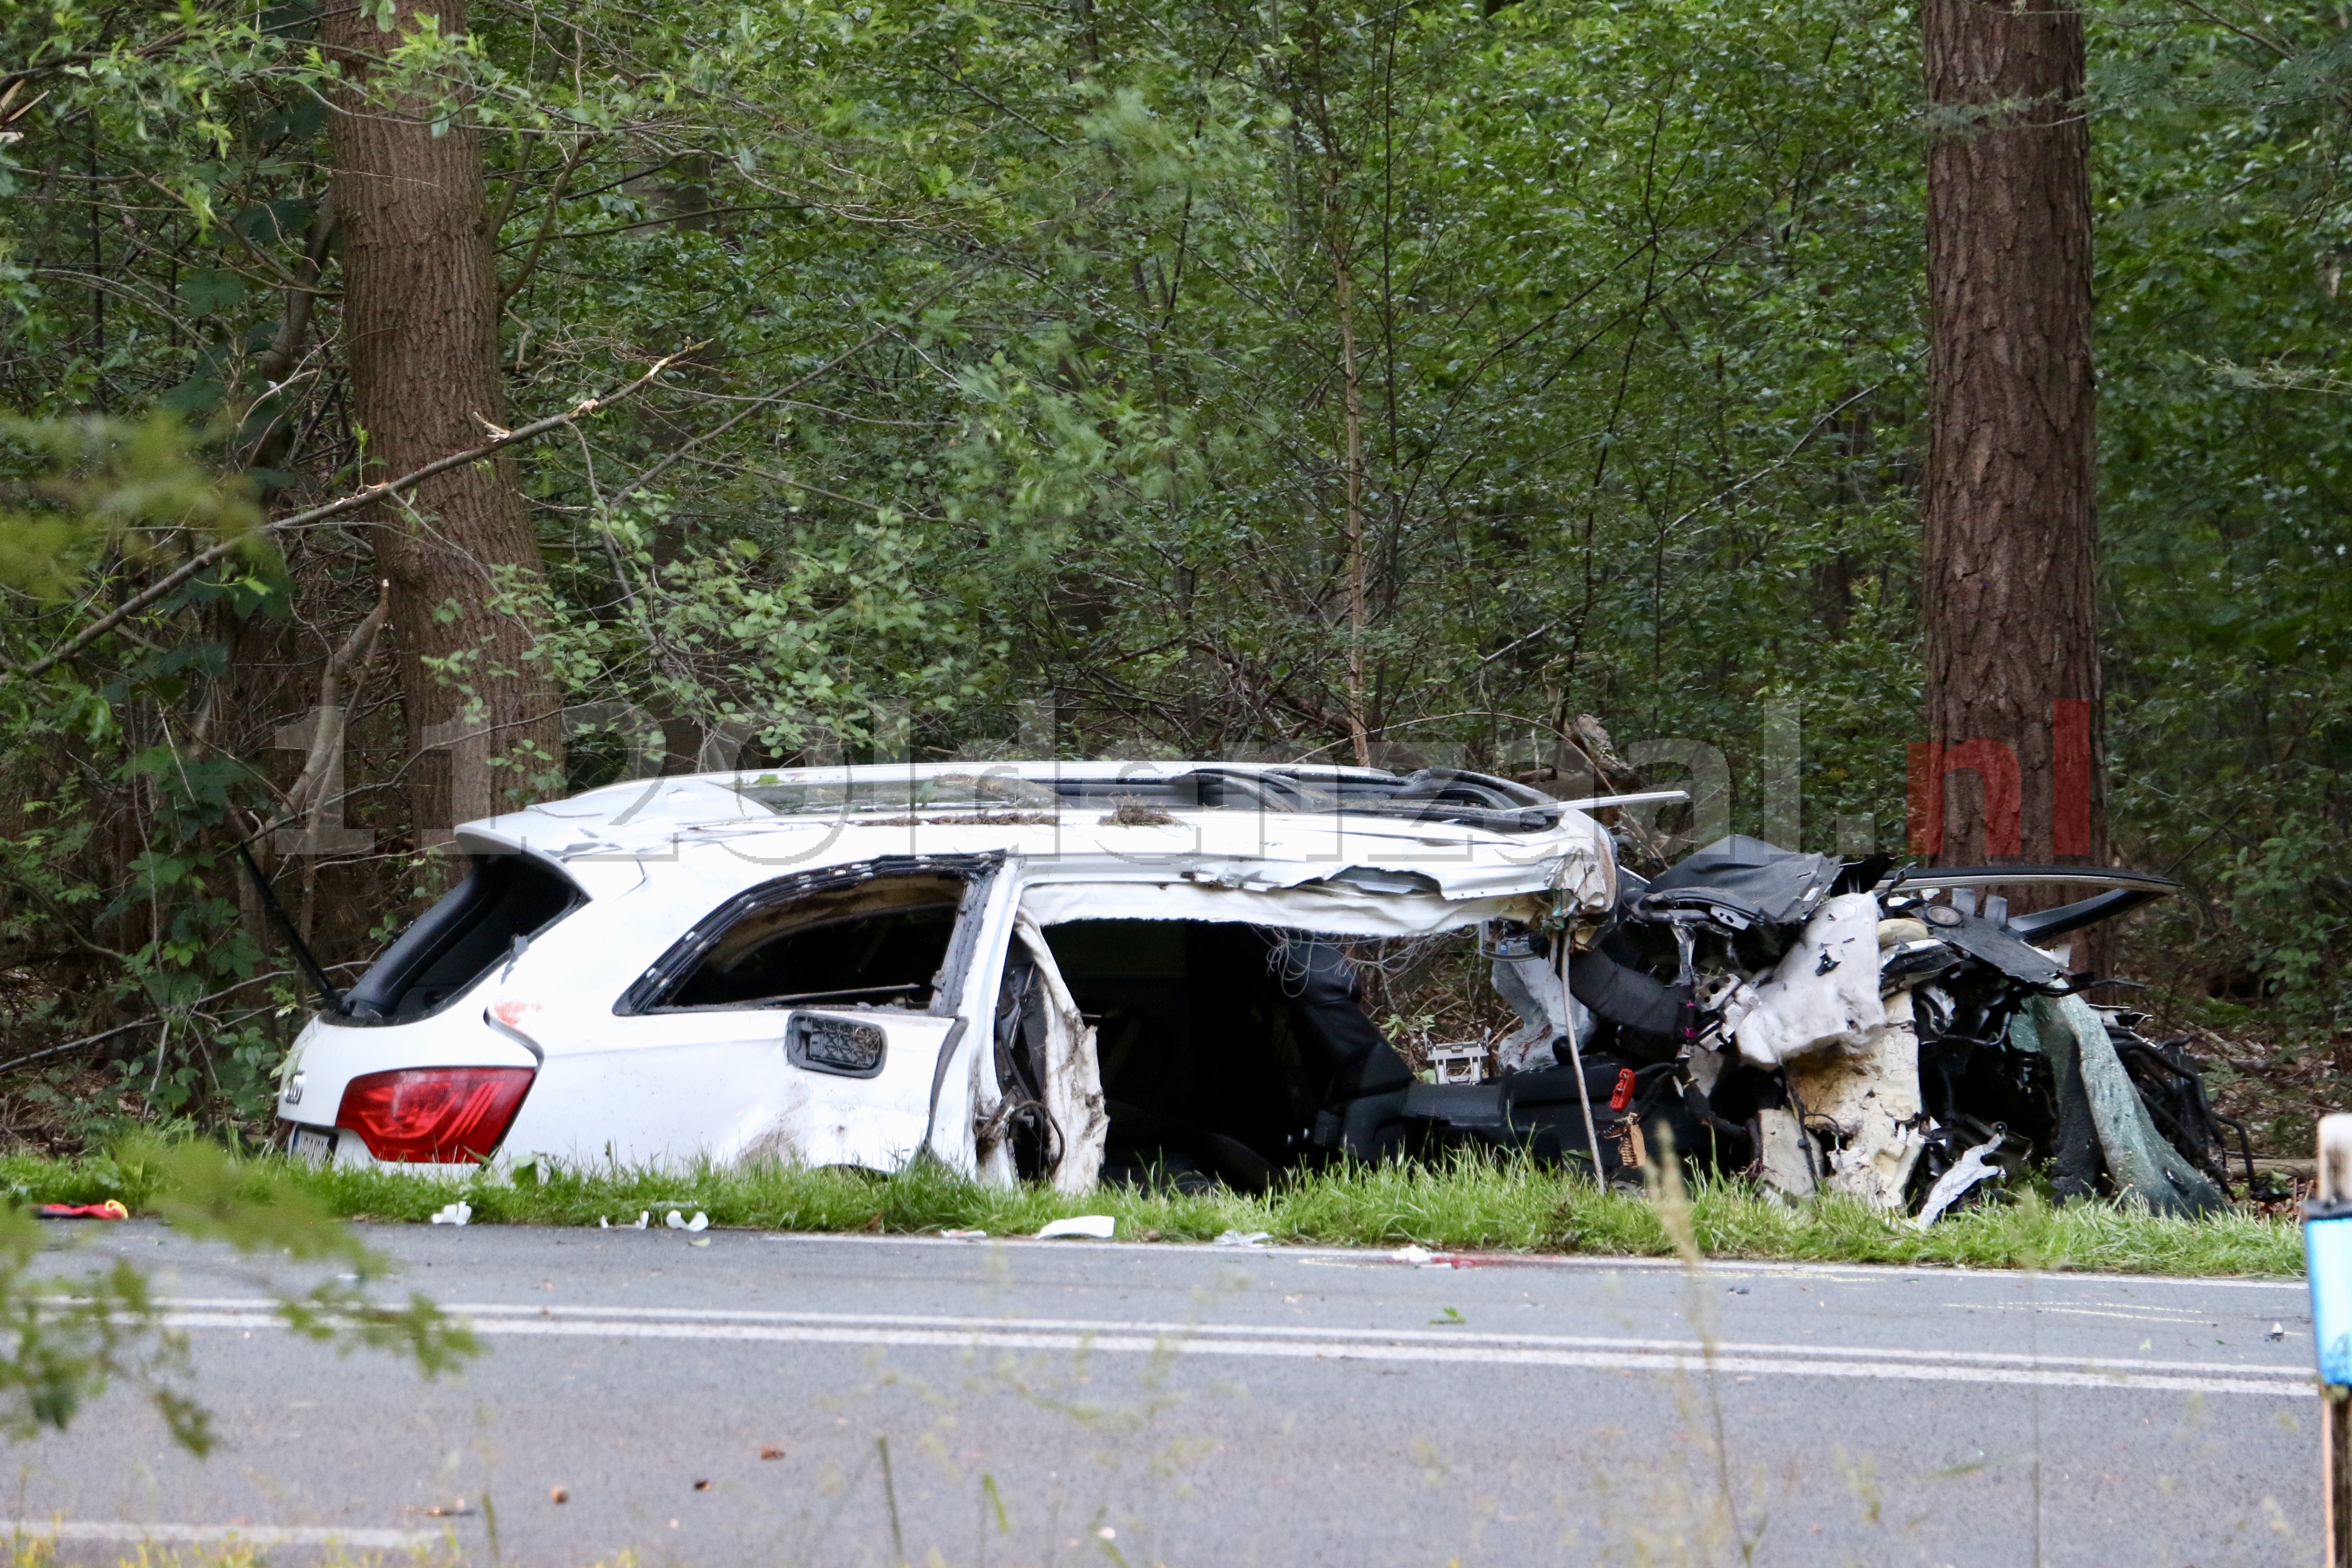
top-left (2306, 1204), bottom-right (2352, 1386)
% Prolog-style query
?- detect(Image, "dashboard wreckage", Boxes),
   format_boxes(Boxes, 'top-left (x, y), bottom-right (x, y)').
top-left (272, 760), bottom-right (2244, 1220)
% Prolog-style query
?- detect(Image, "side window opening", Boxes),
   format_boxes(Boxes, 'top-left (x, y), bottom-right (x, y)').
top-left (340, 855), bottom-right (585, 1026)
top-left (654, 873), bottom-right (967, 1012)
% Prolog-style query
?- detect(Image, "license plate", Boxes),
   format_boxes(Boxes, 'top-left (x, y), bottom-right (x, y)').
top-left (288, 1127), bottom-right (337, 1164)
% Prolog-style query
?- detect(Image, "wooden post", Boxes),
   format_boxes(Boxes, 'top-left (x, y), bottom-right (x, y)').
top-left (2318, 1114), bottom-right (2352, 1567)
top-left (2333, 1391), bottom-right (2352, 1568)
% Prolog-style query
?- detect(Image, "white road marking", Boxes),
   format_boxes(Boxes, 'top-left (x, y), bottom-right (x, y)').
top-left (3, 1521), bottom-right (438, 1549)
top-left (158, 1300), bottom-right (2314, 1399)
top-left (750, 1230), bottom-right (2309, 1289)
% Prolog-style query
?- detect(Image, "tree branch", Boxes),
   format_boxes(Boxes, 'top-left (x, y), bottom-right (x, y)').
top-left (499, 135), bottom-right (595, 306)
top-left (0, 346), bottom-right (699, 688)
top-left (282, 578), bottom-right (389, 823)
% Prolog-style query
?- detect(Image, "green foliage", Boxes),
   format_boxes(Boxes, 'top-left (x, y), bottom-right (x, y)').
top-left (0, 0), bottom-right (1933, 770)
top-left (0, 416), bottom-right (264, 598)
top-left (2092, 0), bottom-right (2352, 1035)
top-left (4, 0), bottom-right (2352, 1131)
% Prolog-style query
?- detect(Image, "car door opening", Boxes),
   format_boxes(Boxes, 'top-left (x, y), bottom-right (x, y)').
top-left (1024, 919), bottom-right (1418, 1192)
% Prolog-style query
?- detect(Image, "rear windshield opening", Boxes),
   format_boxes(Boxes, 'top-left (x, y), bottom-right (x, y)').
top-left (340, 855), bottom-right (585, 1025)
top-left (655, 873), bottom-right (966, 1011)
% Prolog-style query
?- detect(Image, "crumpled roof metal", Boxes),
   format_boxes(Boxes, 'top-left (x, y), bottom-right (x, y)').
top-left (451, 761), bottom-right (1619, 925)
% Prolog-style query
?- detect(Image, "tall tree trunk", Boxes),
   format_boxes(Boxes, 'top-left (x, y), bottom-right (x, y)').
top-left (1333, 227), bottom-right (1371, 770)
top-left (1922, 0), bottom-right (2103, 906)
top-left (325, 0), bottom-right (562, 848)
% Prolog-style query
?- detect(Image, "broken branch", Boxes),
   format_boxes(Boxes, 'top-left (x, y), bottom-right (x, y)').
top-left (282, 579), bottom-right (389, 826)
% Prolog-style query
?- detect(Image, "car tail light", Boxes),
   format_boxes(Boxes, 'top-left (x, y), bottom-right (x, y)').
top-left (337, 1067), bottom-right (535, 1163)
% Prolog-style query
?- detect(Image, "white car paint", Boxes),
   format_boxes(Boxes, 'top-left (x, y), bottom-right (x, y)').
top-left (277, 760), bottom-right (1617, 1182)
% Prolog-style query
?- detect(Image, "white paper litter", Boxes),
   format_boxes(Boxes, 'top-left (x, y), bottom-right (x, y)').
top-left (429, 1201), bottom-right (472, 1227)
top-left (940, 1228), bottom-right (988, 1240)
top-left (665, 1210), bottom-right (709, 1232)
top-left (632, 1211), bottom-right (649, 1229)
top-left (1910, 1134), bottom-right (2007, 1229)
top-left (1213, 1229), bottom-right (1272, 1248)
top-left (1390, 1244), bottom-right (1436, 1265)
top-left (1035, 1215), bottom-right (1116, 1240)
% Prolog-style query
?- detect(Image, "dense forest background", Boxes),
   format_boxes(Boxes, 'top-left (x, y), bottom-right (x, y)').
top-left (2, 0), bottom-right (2347, 1149)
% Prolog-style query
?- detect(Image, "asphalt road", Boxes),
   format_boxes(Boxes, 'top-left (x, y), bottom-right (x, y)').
top-left (1, 1221), bottom-right (2321, 1567)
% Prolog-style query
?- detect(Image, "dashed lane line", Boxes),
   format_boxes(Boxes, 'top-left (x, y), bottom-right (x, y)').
top-left (159, 1301), bottom-right (2312, 1399)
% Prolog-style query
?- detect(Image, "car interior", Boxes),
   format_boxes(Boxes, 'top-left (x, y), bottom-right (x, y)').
top-left (1024, 919), bottom-right (1417, 1191)
top-left (652, 872), bottom-right (970, 1011)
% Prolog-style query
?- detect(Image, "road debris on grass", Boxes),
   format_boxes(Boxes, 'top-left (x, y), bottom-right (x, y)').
top-left (1035, 1214), bottom-right (1115, 1239)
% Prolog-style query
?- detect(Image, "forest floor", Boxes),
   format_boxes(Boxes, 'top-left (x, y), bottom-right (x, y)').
top-left (2174, 1018), bottom-right (2342, 1168)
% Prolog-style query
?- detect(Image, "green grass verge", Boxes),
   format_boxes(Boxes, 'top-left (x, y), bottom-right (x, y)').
top-left (0, 1147), bottom-right (2303, 1277)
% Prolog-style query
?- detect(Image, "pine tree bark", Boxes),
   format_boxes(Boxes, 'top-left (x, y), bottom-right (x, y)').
top-left (325, 0), bottom-right (561, 847)
top-left (1922, 0), bottom-right (2103, 898)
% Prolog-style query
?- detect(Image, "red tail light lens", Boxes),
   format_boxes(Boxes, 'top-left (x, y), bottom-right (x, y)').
top-left (337, 1067), bottom-right (535, 1163)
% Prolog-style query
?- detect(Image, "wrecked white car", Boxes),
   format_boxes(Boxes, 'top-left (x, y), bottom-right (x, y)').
top-left (273, 762), bottom-right (1619, 1191)
top-left (273, 761), bottom-right (2245, 1219)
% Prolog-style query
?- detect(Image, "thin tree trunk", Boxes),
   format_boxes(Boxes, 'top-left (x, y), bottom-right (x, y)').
top-left (1923, 0), bottom-right (2103, 905)
top-left (324, 0), bottom-right (562, 847)
top-left (1330, 184), bottom-right (1371, 769)
top-left (245, 191), bottom-right (335, 473)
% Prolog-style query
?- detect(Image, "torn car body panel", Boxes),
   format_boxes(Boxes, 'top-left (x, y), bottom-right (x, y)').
top-left (1785, 988), bottom-right (1926, 1211)
top-left (1588, 839), bottom-right (2228, 1219)
top-left (1721, 891), bottom-right (1887, 1067)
